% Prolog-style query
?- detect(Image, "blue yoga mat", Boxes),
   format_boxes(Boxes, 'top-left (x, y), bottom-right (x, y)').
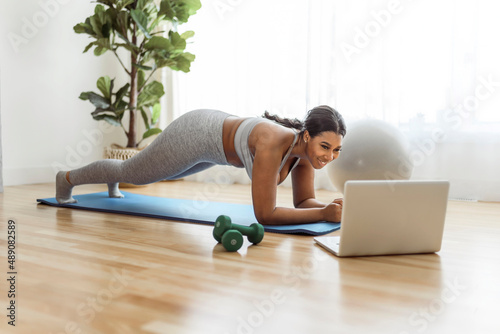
top-left (37, 192), bottom-right (340, 236)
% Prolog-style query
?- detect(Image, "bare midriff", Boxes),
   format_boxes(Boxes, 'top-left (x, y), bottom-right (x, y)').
top-left (222, 116), bottom-right (247, 167)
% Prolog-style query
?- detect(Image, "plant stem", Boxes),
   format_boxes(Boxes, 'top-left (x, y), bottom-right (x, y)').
top-left (139, 68), bottom-right (158, 93)
top-left (127, 22), bottom-right (138, 148)
top-left (113, 50), bottom-right (131, 76)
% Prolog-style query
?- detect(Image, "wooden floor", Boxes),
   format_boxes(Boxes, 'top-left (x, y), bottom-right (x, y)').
top-left (0, 181), bottom-right (499, 334)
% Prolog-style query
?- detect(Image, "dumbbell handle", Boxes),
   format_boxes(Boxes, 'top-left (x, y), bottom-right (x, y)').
top-left (231, 223), bottom-right (256, 236)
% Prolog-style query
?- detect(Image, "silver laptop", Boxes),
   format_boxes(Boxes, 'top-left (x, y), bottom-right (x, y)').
top-left (314, 180), bottom-right (450, 257)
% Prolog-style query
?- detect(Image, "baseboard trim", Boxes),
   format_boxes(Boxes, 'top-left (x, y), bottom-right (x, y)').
top-left (3, 166), bottom-right (56, 186)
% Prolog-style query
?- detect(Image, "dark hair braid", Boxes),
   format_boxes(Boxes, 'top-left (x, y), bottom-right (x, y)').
top-left (262, 105), bottom-right (346, 138)
top-left (262, 111), bottom-right (304, 131)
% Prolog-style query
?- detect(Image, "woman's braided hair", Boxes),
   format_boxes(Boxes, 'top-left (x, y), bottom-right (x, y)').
top-left (262, 105), bottom-right (346, 138)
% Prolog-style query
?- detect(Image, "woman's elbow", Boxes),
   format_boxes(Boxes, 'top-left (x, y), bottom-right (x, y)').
top-left (254, 209), bottom-right (277, 226)
top-left (293, 200), bottom-right (304, 209)
top-left (294, 197), bottom-right (312, 208)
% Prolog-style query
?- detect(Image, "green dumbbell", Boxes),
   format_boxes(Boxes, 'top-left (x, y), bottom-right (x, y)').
top-left (221, 229), bottom-right (244, 252)
top-left (213, 215), bottom-right (265, 245)
top-left (213, 215), bottom-right (232, 242)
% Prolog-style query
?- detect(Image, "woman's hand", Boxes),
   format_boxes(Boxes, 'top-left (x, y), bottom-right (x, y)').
top-left (322, 199), bottom-right (343, 222)
top-left (332, 198), bottom-right (343, 207)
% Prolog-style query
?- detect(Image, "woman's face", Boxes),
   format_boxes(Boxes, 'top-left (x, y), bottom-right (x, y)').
top-left (304, 131), bottom-right (343, 169)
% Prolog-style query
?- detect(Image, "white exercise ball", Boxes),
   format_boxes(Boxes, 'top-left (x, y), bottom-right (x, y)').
top-left (328, 119), bottom-right (413, 193)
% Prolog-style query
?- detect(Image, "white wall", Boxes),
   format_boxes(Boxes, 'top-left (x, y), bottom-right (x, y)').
top-left (0, 0), bottom-right (125, 186)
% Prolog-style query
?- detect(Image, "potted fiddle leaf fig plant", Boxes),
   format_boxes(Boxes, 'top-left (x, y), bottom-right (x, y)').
top-left (74, 0), bottom-right (201, 150)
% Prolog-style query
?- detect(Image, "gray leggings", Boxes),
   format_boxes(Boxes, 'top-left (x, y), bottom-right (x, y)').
top-left (68, 109), bottom-right (232, 186)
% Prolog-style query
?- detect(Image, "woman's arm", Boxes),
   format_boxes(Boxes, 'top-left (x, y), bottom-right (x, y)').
top-left (251, 135), bottom-right (341, 225)
top-left (291, 160), bottom-right (343, 220)
top-left (291, 161), bottom-right (326, 208)
top-left (291, 162), bottom-right (344, 209)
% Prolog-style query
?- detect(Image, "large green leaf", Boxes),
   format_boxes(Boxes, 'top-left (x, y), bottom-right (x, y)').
top-left (130, 9), bottom-right (151, 38)
top-left (87, 92), bottom-right (111, 109)
top-left (91, 107), bottom-right (113, 117)
top-left (156, 58), bottom-right (176, 68)
top-left (170, 53), bottom-right (195, 72)
top-left (169, 31), bottom-right (186, 51)
top-left (173, 0), bottom-right (202, 23)
top-left (140, 107), bottom-right (150, 130)
top-left (89, 15), bottom-right (103, 37)
top-left (159, 0), bottom-right (175, 19)
top-left (144, 36), bottom-right (172, 51)
top-left (142, 128), bottom-right (162, 139)
top-left (94, 45), bottom-right (108, 56)
top-left (181, 30), bottom-right (195, 40)
top-left (95, 4), bottom-right (109, 25)
top-left (74, 22), bottom-right (93, 35)
top-left (137, 81), bottom-right (164, 107)
top-left (114, 83), bottom-right (130, 106)
top-left (151, 103), bottom-right (161, 124)
top-left (94, 4), bottom-right (106, 14)
top-left (82, 41), bottom-right (96, 53)
top-left (138, 70), bottom-right (146, 91)
top-left (93, 114), bottom-right (122, 126)
top-left (132, 63), bottom-right (153, 71)
top-left (97, 76), bottom-right (112, 99)
top-left (183, 0), bottom-right (202, 15)
top-left (114, 101), bottom-right (129, 117)
top-left (180, 52), bottom-right (195, 62)
top-left (79, 92), bottom-right (91, 100)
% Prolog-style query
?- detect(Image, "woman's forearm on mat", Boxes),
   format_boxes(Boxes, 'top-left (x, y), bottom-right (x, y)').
top-left (295, 198), bottom-right (326, 209)
top-left (256, 206), bottom-right (326, 225)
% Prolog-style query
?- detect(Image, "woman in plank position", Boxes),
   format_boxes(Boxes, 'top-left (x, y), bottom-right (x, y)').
top-left (56, 105), bottom-right (346, 225)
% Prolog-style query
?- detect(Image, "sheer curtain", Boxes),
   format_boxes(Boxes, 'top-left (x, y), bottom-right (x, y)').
top-left (170, 0), bottom-right (500, 201)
